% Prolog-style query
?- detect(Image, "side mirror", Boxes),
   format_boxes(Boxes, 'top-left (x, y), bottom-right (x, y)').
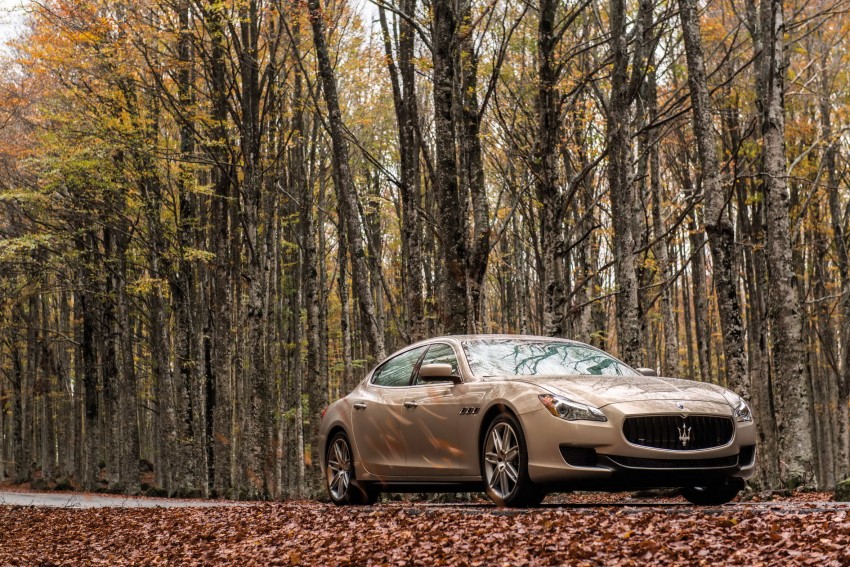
top-left (636, 367), bottom-right (658, 377)
top-left (419, 363), bottom-right (462, 384)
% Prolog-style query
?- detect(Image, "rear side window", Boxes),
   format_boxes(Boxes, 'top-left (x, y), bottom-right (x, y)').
top-left (414, 343), bottom-right (460, 385)
top-left (371, 346), bottom-right (426, 387)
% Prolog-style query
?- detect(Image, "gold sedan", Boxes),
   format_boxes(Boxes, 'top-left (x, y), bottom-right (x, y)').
top-left (320, 335), bottom-right (756, 507)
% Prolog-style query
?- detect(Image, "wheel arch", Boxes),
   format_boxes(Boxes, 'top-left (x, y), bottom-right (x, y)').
top-left (323, 424), bottom-right (350, 470)
top-left (477, 401), bottom-right (521, 466)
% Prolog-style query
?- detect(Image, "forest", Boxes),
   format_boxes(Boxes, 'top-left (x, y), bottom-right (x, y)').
top-left (0, 0), bottom-right (848, 501)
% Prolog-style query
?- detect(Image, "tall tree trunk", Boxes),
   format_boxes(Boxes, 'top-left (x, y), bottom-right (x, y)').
top-left (137, 148), bottom-right (194, 496)
top-left (536, 0), bottom-right (566, 338)
top-left (761, 0), bottom-right (814, 487)
top-left (292, 25), bottom-right (324, 492)
top-left (308, 0), bottom-right (386, 361)
top-left (172, 0), bottom-right (204, 496)
top-left (239, 0), bottom-right (270, 499)
top-left (25, 297), bottom-right (38, 485)
top-left (820, 51), bottom-right (850, 482)
top-left (79, 234), bottom-right (100, 491)
top-left (678, 0), bottom-right (749, 396)
top-left (338, 226), bottom-right (355, 393)
top-left (812, 202), bottom-right (837, 486)
top-left (203, 0), bottom-right (234, 498)
top-left (58, 290), bottom-right (75, 481)
top-left (149, 248), bottom-right (179, 495)
top-left (431, 0), bottom-right (469, 334)
top-left (676, 140), bottom-right (711, 382)
top-left (35, 296), bottom-right (54, 484)
top-left (377, 2), bottom-right (425, 342)
top-left (645, 67), bottom-right (679, 376)
top-left (102, 227), bottom-right (121, 490)
top-left (679, 240), bottom-right (696, 380)
top-left (738, 179), bottom-right (781, 486)
top-left (456, 0), bottom-right (490, 331)
top-left (285, 250), bottom-right (305, 498)
top-left (116, 231), bottom-right (140, 494)
top-left (10, 317), bottom-right (24, 483)
top-left (364, 172), bottom-right (386, 343)
top-left (606, 0), bottom-right (644, 364)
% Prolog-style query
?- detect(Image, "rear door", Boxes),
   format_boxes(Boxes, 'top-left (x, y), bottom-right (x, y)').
top-left (350, 346), bottom-right (426, 477)
top-left (401, 343), bottom-right (467, 477)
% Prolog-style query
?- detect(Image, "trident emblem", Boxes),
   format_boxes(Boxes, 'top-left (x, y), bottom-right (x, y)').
top-left (677, 420), bottom-right (692, 448)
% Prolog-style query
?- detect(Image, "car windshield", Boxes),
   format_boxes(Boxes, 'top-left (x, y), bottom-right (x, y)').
top-left (462, 339), bottom-right (640, 377)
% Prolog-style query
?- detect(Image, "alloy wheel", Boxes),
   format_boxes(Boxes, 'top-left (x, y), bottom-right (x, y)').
top-left (484, 422), bottom-right (520, 499)
top-left (327, 437), bottom-right (351, 500)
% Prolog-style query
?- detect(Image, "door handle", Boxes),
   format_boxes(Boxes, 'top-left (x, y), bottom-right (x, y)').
top-left (404, 400), bottom-right (418, 409)
top-left (353, 402), bottom-right (366, 410)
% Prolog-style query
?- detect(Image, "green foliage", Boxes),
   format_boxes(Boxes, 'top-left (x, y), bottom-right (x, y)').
top-left (0, 234), bottom-right (57, 263)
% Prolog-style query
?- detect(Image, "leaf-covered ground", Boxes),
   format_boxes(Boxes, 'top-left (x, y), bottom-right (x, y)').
top-left (1, 494), bottom-right (848, 565)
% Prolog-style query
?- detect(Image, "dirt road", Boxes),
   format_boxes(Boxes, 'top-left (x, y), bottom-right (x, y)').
top-left (0, 490), bottom-right (238, 508)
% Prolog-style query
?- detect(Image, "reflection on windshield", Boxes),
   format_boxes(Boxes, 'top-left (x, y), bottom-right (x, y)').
top-left (462, 339), bottom-right (639, 377)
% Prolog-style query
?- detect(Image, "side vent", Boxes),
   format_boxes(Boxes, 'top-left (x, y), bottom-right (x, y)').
top-left (459, 407), bottom-right (480, 415)
top-left (739, 445), bottom-right (756, 467)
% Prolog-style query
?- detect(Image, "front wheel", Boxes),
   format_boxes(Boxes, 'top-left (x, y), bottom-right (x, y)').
top-left (326, 432), bottom-right (379, 505)
top-left (681, 477), bottom-right (744, 506)
top-left (481, 414), bottom-right (545, 507)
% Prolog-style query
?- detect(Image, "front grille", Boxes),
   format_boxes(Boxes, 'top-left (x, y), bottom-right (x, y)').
top-left (623, 415), bottom-right (734, 450)
top-left (606, 454), bottom-right (738, 469)
top-left (560, 446), bottom-right (598, 467)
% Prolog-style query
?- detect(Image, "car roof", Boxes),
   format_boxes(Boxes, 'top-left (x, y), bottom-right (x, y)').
top-left (406, 334), bottom-right (588, 349)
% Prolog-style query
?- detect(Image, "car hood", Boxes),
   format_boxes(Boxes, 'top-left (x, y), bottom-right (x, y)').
top-left (489, 375), bottom-right (731, 408)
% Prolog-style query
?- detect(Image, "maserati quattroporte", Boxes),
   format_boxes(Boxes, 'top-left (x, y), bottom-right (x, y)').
top-left (319, 335), bottom-right (756, 507)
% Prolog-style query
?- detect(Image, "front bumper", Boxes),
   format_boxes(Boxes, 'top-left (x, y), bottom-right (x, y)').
top-left (522, 400), bottom-right (757, 488)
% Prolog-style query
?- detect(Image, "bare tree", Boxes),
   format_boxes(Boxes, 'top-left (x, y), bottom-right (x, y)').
top-left (307, 0), bottom-right (386, 361)
top-left (760, 0), bottom-right (814, 487)
top-left (677, 0), bottom-right (749, 397)
top-left (431, 0), bottom-right (469, 334)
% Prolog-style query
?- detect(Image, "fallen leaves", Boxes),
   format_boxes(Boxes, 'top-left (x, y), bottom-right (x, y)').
top-left (0, 497), bottom-right (848, 565)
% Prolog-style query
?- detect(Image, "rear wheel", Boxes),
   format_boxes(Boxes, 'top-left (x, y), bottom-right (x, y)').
top-left (481, 414), bottom-right (545, 507)
top-left (681, 477), bottom-right (744, 506)
top-left (326, 432), bottom-right (379, 505)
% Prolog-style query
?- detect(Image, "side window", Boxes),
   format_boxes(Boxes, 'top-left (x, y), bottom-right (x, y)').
top-left (414, 343), bottom-right (460, 385)
top-left (371, 346), bottom-right (426, 387)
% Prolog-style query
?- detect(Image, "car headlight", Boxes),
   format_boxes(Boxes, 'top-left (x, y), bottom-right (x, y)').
top-left (723, 391), bottom-right (753, 422)
top-left (539, 394), bottom-right (607, 422)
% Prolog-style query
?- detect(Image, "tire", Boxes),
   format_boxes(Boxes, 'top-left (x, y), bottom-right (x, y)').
top-left (481, 413), bottom-right (545, 507)
top-left (325, 432), bottom-right (380, 506)
top-left (681, 477), bottom-right (744, 506)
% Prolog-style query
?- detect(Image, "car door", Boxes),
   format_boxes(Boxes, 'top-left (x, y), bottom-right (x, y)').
top-left (350, 345), bottom-right (426, 477)
top-left (401, 343), bottom-right (467, 477)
